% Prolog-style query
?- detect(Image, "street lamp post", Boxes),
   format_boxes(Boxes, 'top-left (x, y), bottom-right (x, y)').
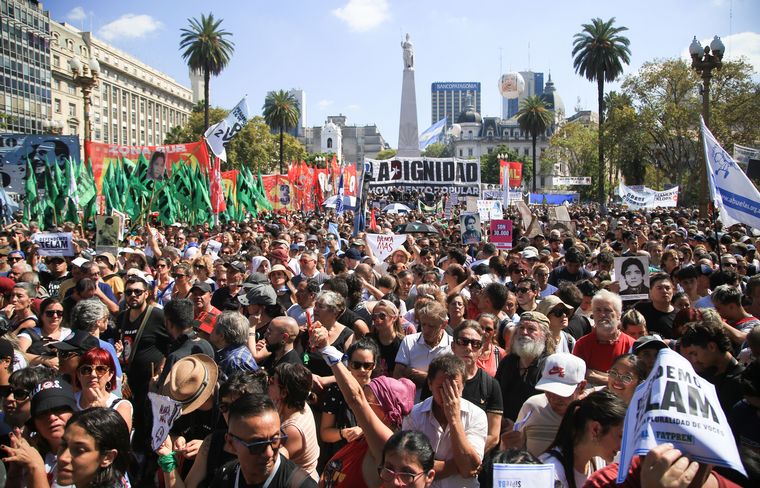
top-left (69, 55), bottom-right (100, 161)
top-left (689, 35), bottom-right (724, 216)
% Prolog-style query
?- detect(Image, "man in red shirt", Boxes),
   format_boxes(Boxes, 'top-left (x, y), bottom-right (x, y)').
top-left (191, 281), bottom-right (221, 339)
top-left (573, 289), bottom-right (635, 385)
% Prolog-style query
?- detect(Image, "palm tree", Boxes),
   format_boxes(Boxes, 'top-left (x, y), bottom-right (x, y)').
top-left (263, 91), bottom-right (300, 174)
top-left (517, 96), bottom-right (554, 193)
top-left (179, 13), bottom-right (235, 131)
top-left (572, 17), bottom-right (631, 209)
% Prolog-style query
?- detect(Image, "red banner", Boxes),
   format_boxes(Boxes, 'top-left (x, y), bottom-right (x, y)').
top-left (261, 175), bottom-right (316, 212)
top-left (342, 164), bottom-right (358, 198)
top-left (500, 160), bottom-right (523, 188)
top-left (85, 140), bottom-right (210, 194)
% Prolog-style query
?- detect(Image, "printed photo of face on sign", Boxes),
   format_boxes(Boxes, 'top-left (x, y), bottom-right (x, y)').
top-left (615, 256), bottom-right (650, 300)
top-left (460, 212), bottom-right (481, 245)
top-left (147, 150), bottom-right (166, 181)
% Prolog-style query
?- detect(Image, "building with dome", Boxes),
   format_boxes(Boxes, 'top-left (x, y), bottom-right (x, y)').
top-left (449, 76), bottom-right (569, 189)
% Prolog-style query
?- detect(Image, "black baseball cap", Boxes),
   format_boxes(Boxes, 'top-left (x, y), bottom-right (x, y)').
top-left (48, 331), bottom-right (100, 353)
top-left (31, 380), bottom-right (76, 417)
top-left (190, 281), bottom-right (212, 294)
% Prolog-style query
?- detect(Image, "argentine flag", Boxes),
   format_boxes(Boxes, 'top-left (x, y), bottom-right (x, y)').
top-left (419, 118), bottom-right (447, 150)
top-left (702, 117), bottom-right (760, 229)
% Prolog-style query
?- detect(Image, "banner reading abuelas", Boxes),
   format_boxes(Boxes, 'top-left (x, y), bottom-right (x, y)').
top-left (366, 157), bottom-right (480, 197)
top-left (86, 141), bottom-right (210, 194)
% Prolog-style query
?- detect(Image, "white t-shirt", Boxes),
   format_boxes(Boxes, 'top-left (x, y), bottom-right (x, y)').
top-left (539, 449), bottom-right (606, 488)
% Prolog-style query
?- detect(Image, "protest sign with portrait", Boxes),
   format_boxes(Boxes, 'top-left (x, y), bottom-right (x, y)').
top-left (615, 256), bottom-right (650, 300)
top-left (460, 212), bottom-right (482, 245)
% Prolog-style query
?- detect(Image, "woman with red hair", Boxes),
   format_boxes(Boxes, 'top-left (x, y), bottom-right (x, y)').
top-left (74, 347), bottom-right (132, 431)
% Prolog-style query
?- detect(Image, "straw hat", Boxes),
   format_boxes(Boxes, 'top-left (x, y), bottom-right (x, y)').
top-left (160, 354), bottom-right (218, 414)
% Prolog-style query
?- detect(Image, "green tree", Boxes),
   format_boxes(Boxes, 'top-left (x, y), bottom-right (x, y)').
top-left (163, 125), bottom-right (192, 145)
top-left (179, 13), bottom-right (235, 131)
top-left (375, 148), bottom-right (397, 160)
top-left (480, 145), bottom-right (531, 186)
top-left (603, 91), bottom-right (649, 188)
top-left (421, 142), bottom-right (452, 158)
top-left (541, 121), bottom-right (599, 199)
top-left (263, 90), bottom-right (301, 174)
top-left (516, 96), bottom-right (553, 193)
top-left (572, 17), bottom-right (631, 207)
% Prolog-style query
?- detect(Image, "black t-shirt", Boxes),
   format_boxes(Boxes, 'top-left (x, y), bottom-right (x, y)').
top-left (210, 455), bottom-right (317, 488)
top-left (495, 352), bottom-right (547, 421)
top-left (421, 368), bottom-right (504, 415)
top-left (547, 266), bottom-right (593, 287)
top-left (261, 348), bottom-right (303, 376)
top-left (160, 333), bottom-right (215, 384)
top-left (367, 333), bottom-right (402, 377)
top-left (40, 271), bottom-right (70, 298)
top-left (634, 301), bottom-right (677, 339)
top-left (704, 359), bottom-right (745, 417)
top-left (337, 308), bottom-right (365, 333)
top-left (118, 305), bottom-right (168, 388)
top-left (565, 314), bottom-right (592, 341)
top-left (211, 286), bottom-right (241, 311)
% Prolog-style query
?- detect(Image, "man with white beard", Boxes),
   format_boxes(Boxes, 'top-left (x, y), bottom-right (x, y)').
top-left (495, 311), bottom-right (555, 421)
top-left (572, 289), bottom-right (635, 385)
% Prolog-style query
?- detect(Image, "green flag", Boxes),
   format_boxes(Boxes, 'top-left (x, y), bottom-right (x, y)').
top-left (23, 160), bottom-right (38, 223)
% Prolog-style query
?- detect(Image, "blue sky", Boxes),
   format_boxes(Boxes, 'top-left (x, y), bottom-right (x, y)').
top-left (49, 0), bottom-right (759, 150)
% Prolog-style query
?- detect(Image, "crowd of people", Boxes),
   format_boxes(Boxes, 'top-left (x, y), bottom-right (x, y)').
top-left (0, 202), bottom-right (756, 487)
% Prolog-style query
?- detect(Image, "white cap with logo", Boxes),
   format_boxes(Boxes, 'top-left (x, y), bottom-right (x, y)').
top-left (535, 353), bottom-right (586, 397)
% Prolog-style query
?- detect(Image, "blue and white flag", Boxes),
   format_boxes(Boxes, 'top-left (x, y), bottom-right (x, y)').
top-left (0, 186), bottom-right (18, 223)
top-left (702, 117), bottom-right (760, 229)
top-left (419, 117), bottom-right (447, 150)
top-left (336, 171), bottom-right (345, 215)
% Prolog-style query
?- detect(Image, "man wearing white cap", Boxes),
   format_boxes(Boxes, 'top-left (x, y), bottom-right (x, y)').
top-left (500, 353), bottom-right (587, 457)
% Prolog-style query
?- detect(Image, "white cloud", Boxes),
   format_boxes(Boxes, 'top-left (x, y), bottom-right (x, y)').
top-left (98, 14), bottom-right (163, 41)
top-left (332, 0), bottom-right (390, 32)
top-left (347, 104), bottom-right (361, 110)
top-left (66, 7), bottom-right (87, 22)
top-left (681, 32), bottom-right (760, 71)
top-left (317, 99), bottom-right (334, 109)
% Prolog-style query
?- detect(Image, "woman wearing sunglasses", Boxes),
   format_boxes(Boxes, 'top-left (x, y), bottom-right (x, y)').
top-left (311, 325), bottom-right (416, 487)
top-left (366, 301), bottom-right (403, 377)
top-left (17, 297), bottom-right (71, 369)
top-left (57, 407), bottom-right (132, 488)
top-left (191, 255), bottom-right (217, 292)
top-left (154, 257), bottom-right (175, 306)
top-left (73, 348), bottom-right (132, 432)
top-left (268, 363), bottom-right (320, 481)
top-left (536, 296), bottom-right (577, 354)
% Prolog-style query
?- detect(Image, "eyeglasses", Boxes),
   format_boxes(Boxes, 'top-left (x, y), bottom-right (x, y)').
top-left (349, 361), bottom-right (376, 371)
top-left (455, 337), bottom-right (483, 349)
top-left (608, 369), bottom-right (635, 385)
top-left (125, 289), bottom-right (145, 296)
top-left (515, 287), bottom-right (532, 294)
top-left (229, 432), bottom-right (288, 455)
top-left (299, 259), bottom-right (313, 264)
top-left (193, 264), bottom-right (206, 270)
top-left (550, 308), bottom-right (569, 318)
top-left (173, 274), bottom-right (187, 279)
top-left (2, 388), bottom-right (30, 400)
top-left (44, 310), bottom-right (64, 318)
top-left (78, 365), bottom-right (111, 377)
top-left (377, 466), bottom-right (425, 485)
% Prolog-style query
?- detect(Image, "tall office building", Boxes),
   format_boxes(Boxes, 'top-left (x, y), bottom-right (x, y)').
top-left (0, 0), bottom-right (52, 134)
top-left (50, 21), bottom-right (194, 147)
top-left (502, 71), bottom-right (544, 119)
top-left (431, 82), bottom-right (480, 128)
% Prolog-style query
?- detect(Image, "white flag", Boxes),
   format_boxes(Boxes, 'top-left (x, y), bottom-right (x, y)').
top-left (148, 392), bottom-right (183, 451)
top-left (702, 117), bottom-right (760, 229)
top-left (204, 97), bottom-right (250, 161)
top-left (366, 234), bottom-right (406, 263)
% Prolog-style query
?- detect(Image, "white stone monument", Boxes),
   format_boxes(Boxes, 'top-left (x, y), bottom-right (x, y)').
top-left (397, 34), bottom-right (420, 157)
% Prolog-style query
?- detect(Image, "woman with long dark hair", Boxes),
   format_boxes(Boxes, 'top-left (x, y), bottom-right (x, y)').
top-left (18, 297), bottom-right (70, 369)
top-left (57, 407), bottom-right (131, 487)
top-left (540, 390), bottom-right (627, 488)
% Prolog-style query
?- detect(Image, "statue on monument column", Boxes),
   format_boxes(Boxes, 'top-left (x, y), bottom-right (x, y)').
top-left (401, 33), bottom-right (414, 70)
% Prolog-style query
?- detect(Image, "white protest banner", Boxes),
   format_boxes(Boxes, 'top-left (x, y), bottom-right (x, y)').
top-left (733, 143), bottom-right (760, 167)
top-left (619, 183), bottom-right (680, 209)
top-left (466, 196), bottom-right (478, 212)
top-left (493, 464), bottom-right (555, 488)
top-left (489, 200), bottom-right (503, 220)
top-left (366, 157), bottom-right (481, 197)
top-left (653, 186), bottom-right (679, 208)
top-left (477, 200), bottom-right (492, 221)
top-left (32, 232), bottom-right (74, 257)
top-left (206, 239), bottom-right (222, 258)
top-left (204, 97), bottom-right (250, 162)
top-left (617, 348), bottom-right (746, 483)
top-left (366, 234), bottom-right (406, 262)
top-left (148, 392), bottom-right (183, 452)
top-left (553, 176), bottom-right (591, 186)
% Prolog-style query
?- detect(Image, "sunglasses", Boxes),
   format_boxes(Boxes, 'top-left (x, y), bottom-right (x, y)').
top-left (156, 264), bottom-right (168, 268)
top-left (173, 274), bottom-right (188, 279)
top-left (193, 264), bottom-right (206, 269)
top-left (550, 309), bottom-right (569, 318)
top-left (1, 387), bottom-right (30, 400)
top-left (515, 287), bottom-right (532, 294)
top-left (7, 257), bottom-right (23, 262)
top-left (78, 364), bottom-right (111, 377)
top-left (482, 327), bottom-right (495, 333)
top-left (44, 310), bottom-right (64, 318)
top-left (349, 361), bottom-right (376, 371)
top-left (371, 313), bottom-right (388, 321)
top-left (229, 432), bottom-right (288, 455)
top-left (124, 289), bottom-right (145, 296)
top-left (455, 337), bottom-right (483, 349)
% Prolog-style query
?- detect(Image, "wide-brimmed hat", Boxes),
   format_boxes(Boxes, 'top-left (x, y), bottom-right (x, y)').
top-left (160, 354), bottom-right (218, 414)
top-left (536, 295), bottom-right (575, 318)
top-left (268, 264), bottom-right (293, 278)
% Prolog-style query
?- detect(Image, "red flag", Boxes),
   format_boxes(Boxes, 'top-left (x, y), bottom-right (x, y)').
top-left (313, 167), bottom-right (324, 207)
top-left (369, 208), bottom-right (377, 230)
top-left (210, 157), bottom-right (226, 213)
top-left (330, 154), bottom-right (340, 192)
